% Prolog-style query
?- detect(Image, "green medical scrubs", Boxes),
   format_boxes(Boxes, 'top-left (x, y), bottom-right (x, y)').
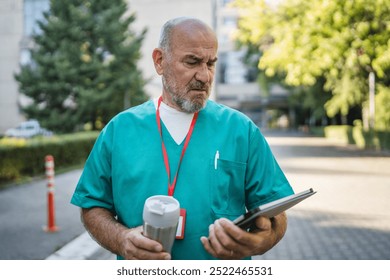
top-left (71, 100), bottom-right (294, 260)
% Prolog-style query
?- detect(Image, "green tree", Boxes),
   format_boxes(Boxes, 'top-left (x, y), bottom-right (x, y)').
top-left (233, 0), bottom-right (390, 128)
top-left (15, 0), bottom-right (148, 132)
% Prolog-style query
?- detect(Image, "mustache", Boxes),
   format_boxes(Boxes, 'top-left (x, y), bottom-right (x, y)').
top-left (188, 80), bottom-right (208, 91)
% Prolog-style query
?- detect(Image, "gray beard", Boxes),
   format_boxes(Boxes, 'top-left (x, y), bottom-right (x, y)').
top-left (162, 76), bottom-right (208, 113)
top-left (172, 94), bottom-right (206, 113)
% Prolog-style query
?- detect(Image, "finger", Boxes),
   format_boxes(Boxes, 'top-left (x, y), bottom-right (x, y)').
top-left (201, 234), bottom-right (233, 260)
top-left (217, 218), bottom-right (250, 243)
top-left (217, 218), bottom-right (260, 250)
top-left (213, 219), bottom-right (236, 250)
top-left (200, 236), bottom-right (218, 258)
top-left (123, 227), bottom-right (170, 260)
top-left (129, 227), bottom-right (164, 252)
top-left (215, 219), bottom-right (255, 258)
top-left (219, 217), bottom-right (276, 258)
top-left (254, 216), bottom-right (272, 231)
top-left (208, 221), bottom-right (236, 259)
top-left (131, 248), bottom-right (171, 260)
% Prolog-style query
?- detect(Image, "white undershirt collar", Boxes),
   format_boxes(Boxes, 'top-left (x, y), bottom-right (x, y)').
top-left (153, 98), bottom-right (194, 145)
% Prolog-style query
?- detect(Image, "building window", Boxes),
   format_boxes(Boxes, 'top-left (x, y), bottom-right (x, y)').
top-left (24, 0), bottom-right (49, 36)
top-left (222, 0), bottom-right (234, 7)
top-left (223, 16), bottom-right (237, 28)
top-left (20, 49), bottom-right (31, 65)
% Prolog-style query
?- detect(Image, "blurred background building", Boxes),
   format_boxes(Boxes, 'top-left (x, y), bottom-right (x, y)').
top-left (0, 0), bottom-right (275, 134)
top-left (1, 0), bottom-right (24, 134)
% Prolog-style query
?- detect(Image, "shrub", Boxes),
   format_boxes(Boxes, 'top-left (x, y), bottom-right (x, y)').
top-left (324, 125), bottom-right (353, 144)
top-left (352, 126), bottom-right (390, 151)
top-left (0, 131), bottom-right (99, 184)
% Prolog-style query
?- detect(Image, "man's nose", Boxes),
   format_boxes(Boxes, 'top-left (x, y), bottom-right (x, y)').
top-left (195, 64), bottom-right (211, 83)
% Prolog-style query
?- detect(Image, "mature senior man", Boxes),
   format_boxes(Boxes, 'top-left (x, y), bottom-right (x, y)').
top-left (71, 17), bottom-right (294, 260)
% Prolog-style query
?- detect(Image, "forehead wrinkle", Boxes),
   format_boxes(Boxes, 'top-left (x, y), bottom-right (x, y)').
top-left (170, 20), bottom-right (217, 51)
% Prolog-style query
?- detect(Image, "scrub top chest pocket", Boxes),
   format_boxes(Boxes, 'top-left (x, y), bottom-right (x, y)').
top-left (209, 155), bottom-right (247, 219)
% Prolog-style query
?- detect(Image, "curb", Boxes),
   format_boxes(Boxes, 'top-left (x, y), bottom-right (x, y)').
top-left (45, 231), bottom-right (114, 260)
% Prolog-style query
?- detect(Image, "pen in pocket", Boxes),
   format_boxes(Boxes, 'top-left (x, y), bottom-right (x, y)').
top-left (214, 150), bottom-right (219, 170)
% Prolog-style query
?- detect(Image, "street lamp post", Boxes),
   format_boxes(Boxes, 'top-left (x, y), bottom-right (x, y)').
top-left (369, 71), bottom-right (375, 130)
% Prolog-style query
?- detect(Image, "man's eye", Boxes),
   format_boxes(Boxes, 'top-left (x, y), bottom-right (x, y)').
top-left (207, 62), bottom-right (216, 68)
top-left (186, 60), bottom-right (198, 65)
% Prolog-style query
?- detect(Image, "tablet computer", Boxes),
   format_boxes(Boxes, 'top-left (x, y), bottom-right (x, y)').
top-left (233, 188), bottom-right (316, 230)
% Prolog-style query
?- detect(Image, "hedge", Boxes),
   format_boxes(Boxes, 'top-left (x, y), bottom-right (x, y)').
top-left (323, 125), bottom-right (354, 144)
top-left (352, 126), bottom-right (390, 151)
top-left (0, 131), bottom-right (99, 184)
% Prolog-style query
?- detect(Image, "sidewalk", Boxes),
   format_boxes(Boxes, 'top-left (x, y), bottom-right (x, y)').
top-left (46, 231), bottom-right (115, 260)
top-left (255, 130), bottom-right (390, 260)
top-left (0, 169), bottom-right (87, 260)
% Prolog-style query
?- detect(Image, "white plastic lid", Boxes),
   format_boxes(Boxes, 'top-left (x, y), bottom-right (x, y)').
top-left (143, 195), bottom-right (180, 227)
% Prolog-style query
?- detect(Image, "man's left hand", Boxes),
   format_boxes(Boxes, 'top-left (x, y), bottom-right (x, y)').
top-left (200, 213), bottom-right (286, 259)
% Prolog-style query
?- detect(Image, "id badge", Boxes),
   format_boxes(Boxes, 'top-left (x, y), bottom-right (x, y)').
top-left (176, 208), bottom-right (186, 239)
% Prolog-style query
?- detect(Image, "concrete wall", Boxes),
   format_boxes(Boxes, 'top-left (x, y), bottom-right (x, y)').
top-left (0, 0), bottom-right (24, 134)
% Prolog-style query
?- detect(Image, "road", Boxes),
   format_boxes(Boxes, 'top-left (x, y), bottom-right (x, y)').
top-left (0, 130), bottom-right (389, 260)
top-left (0, 170), bottom-right (85, 259)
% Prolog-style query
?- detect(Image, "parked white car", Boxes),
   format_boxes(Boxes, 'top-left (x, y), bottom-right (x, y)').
top-left (5, 120), bottom-right (52, 138)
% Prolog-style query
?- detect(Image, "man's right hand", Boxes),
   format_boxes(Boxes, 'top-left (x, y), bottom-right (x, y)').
top-left (119, 226), bottom-right (171, 260)
top-left (81, 207), bottom-right (171, 260)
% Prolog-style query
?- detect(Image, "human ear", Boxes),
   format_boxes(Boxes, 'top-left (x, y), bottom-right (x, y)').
top-left (152, 48), bottom-right (164, 75)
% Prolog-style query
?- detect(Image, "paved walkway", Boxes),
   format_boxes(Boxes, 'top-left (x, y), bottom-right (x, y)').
top-left (46, 130), bottom-right (390, 260)
top-left (255, 130), bottom-right (390, 260)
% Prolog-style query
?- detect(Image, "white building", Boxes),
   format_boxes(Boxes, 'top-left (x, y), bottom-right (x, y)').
top-left (0, 0), bottom-right (251, 134)
top-left (0, 0), bottom-right (24, 134)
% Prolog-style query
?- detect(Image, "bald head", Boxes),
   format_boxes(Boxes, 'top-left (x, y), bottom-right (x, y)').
top-left (158, 17), bottom-right (217, 53)
top-left (152, 17), bottom-right (218, 113)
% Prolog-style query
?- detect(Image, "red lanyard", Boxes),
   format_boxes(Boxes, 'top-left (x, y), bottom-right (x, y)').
top-left (156, 96), bottom-right (199, 196)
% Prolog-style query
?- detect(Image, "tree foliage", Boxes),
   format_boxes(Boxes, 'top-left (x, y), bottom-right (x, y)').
top-left (233, 0), bottom-right (390, 128)
top-left (15, 0), bottom-right (148, 132)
